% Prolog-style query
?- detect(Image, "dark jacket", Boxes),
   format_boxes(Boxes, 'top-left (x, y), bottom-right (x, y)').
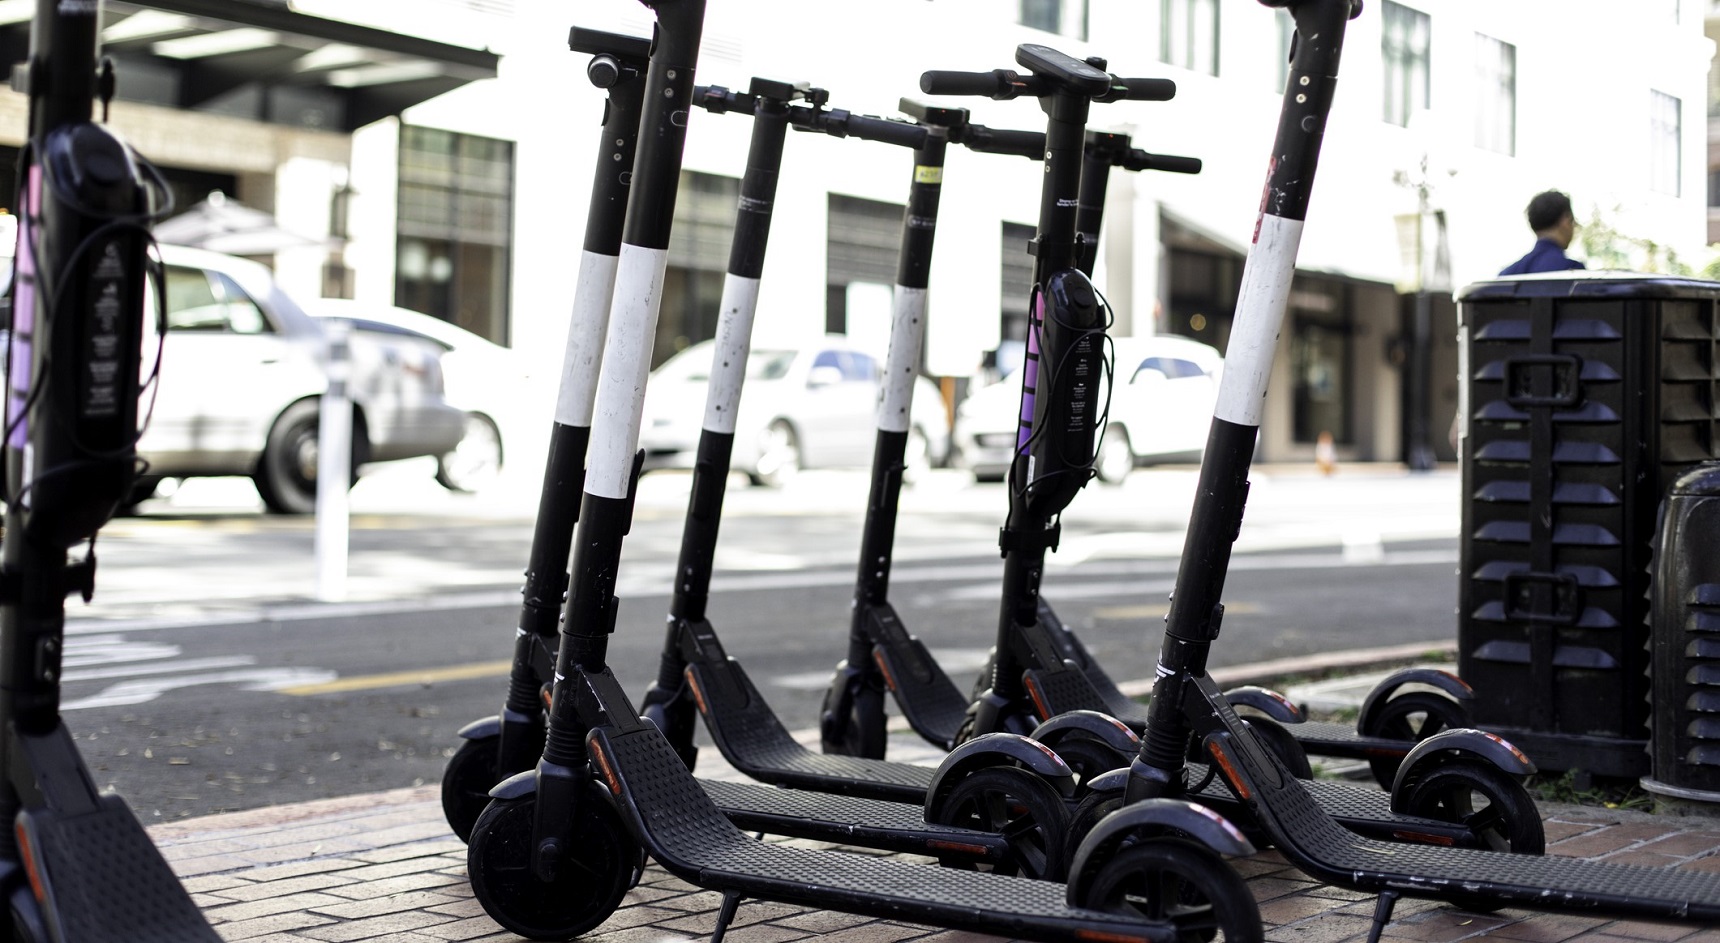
top-left (1499, 238), bottom-right (1586, 276)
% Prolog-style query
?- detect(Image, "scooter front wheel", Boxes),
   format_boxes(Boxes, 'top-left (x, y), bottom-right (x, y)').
top-left (1070, 838), bottom-right (1262, 943)
top-left (467, 789), bottom-right (638, 941)
top-left (927, 766), bottom-right (1070, 881)
top-left (1398, 759), bottom-right (1544, 855)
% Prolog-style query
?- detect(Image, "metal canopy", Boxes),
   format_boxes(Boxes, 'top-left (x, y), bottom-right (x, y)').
top-left (0, 0), bottom-right (499, 132)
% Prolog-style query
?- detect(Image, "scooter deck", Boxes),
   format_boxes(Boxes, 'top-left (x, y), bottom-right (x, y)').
top-left (17, 795), bottom-right (222, 942)
top-left (686, 654), bottom-right (934, 803)
top-left (1202, 677), bottom-right (1720, 920)
top-left (864, 602), bottom-right (969, 748)
top-left (586, 669), bottom-right (1182, 943)
top-left (698, 778), bottom-right (1008, 864)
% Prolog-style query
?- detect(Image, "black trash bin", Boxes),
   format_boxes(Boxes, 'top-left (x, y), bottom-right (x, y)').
top-left (1457, 273), bottom-right (1720, 779)
top-left (1642, 462), bottom-right (1720, 803)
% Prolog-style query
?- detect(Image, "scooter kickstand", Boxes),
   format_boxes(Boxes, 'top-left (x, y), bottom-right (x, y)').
top-left (1365, 890), bottom-right (1400, 943)
top-left (712, 890), bottom-right (745, 943)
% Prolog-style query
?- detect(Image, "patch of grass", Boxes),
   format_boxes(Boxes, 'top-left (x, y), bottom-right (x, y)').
top-left (1530, 770), bottom-right (1654, 812)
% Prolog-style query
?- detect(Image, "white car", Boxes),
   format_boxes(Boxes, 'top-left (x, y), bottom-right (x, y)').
top-left (127, 245), bottom-right (466, 513)
top-left (955, 334), bottom-right (1223, 483)
top-left (305, 300), bottom-right (528, 493)
top-left (639, 336), bottom-right (951, 486)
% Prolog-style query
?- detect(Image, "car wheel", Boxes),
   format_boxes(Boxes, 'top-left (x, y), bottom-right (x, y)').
top-left (1095, 424), bottom-right (1133, 484)
top-left (255, 400), bottom-right (366, 515)
top-left (753, 420), bottom-right (801, 488)
top-left (902, 426), bottom-right (932, 485)
top-left (435, 412), bottom-right (504, 494)
top-left (115, 476), bottom-right (163, 516)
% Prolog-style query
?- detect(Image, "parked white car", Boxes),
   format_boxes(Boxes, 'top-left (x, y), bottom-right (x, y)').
top-left (955, 334), bottom-right (1223, 483)
top-left (128, 245), bottom-right (466, 513)
top-left (639, 336), bottom-right (951, 486)
top-left (305, 300), bottom-right (528, 493)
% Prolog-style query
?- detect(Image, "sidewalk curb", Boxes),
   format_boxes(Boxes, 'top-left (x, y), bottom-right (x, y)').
top-left (1116, 638), bottom-right (1459, 697)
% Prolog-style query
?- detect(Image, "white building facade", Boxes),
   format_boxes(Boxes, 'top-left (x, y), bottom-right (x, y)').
top-left (54, 0), bottom-right (1711, 464)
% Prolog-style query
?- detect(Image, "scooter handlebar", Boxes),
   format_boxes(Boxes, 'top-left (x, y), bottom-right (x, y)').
top-left (1098, 77), bottom-right (1177, 102)
top-left (963, 124), bottom-right (1045, 158)
top-left (1124, 149), bottom-right (1202, 175)
top-left (841, 111), bottom-right (930, 149)
top-left (920, 68), bottom-right (1037, 100)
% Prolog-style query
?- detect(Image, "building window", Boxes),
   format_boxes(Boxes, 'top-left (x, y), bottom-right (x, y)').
top-left (1288, 280), bottom-right (1351, 444)
top-left (1708, 168), bottom-right (1720, 208)
top-left (1160, 0), bottom-right (1218, 76)
top-left (826, 194), bottom-right (904, 335)
top-left (1473, 34), bottom-right (1514, 155)
top-left (396, 126), bottom-right (513, 345)
top-left (995, 221), bottom-right (1036, 375)
top-left (659, 170), bottom-right (738, 364)
top-left (1020, 0), bottom-right (1088, 41)
top-left (1381, 1), bottom-right (1430, 127)
top-left (1650, 90), bottom-right (1682, 196)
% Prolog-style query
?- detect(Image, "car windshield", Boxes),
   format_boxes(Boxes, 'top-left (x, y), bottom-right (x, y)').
top-left (666, 347), bottom-right (796, 383)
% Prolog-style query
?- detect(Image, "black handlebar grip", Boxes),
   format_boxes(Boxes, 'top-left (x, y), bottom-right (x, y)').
top-left (844, 112), bottom-right (930, 149)
top-left (1126, 150), bottom-right (1202, 174)
top-left (1106, 77), bottom-right (1177, 101)
top-left (967, 126), bottom-right (1046, 159)
top-left (920, 68), bottom-right (1019, 98)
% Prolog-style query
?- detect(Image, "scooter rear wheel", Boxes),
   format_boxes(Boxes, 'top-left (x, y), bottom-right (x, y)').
top-left (1359, 690), bottom-right (1467, 788)
top-left (467, 789), bottom-right (638, 940)
top-left (442, 736), bottom-right (501, 842)
top-left (1046, 734), bottom-right (1131, 790)
top-left (1072, 838), bottom-right (1262, 943)
top-left (928, 766), bottom-right (1070, 881)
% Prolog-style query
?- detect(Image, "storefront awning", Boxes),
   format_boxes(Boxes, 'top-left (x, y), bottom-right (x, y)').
top-left (0, 0), bottom-right (499, 132)
top-left (1160, 202), bottom-right (1404, 288)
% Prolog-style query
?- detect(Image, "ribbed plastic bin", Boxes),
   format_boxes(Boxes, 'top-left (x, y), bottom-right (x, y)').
top-left (1642, 463), bottom-right (1720, 802)
top-left (1457, 273), bottom-right (1720, 778)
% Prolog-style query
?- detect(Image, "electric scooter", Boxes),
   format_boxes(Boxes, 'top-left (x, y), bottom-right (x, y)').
top-left (639, 75), bottom-right (1085, 876)
top-left (819, 119), bottom-right (1205, 758)
top-left (1050, 1), bottom-right (1720, 936)
top-left (0, 2), bottom-right (217, 940)
top-left (439, 41), bottom-right (1062, 871)
top-left (464, 8), bottom-right (1264, 940)
top-left (441, 25), bottom-right (650, 843)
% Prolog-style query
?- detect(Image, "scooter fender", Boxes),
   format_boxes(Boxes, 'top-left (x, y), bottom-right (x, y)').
top-left (1358, 667), bottom-right (1473, 731)
top-left (457, 715), bottom-right (503, 741)
top-left (1389, 728), bottom-right (1537, 804)
top-left (1067, 799), bottom-right (1256, 899)
top-left (1221, 685), bottom-right (1306, 723)
top-left (1082, 766), bottom-right (1129, 795)
top-left (1028, 710), bottom-right (1140, 755)
top-left (488, 768), bottom-right (537, 800)
top-left (926, 732), bottom-right (1077, 815)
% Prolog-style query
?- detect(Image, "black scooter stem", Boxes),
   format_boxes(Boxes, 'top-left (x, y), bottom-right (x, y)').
top-left (552, 0), bottom-right (705, 746)
top-left (1134, 0), bottom-right (1349, 787)
top-left (664, 84), bottom-right (792, 627)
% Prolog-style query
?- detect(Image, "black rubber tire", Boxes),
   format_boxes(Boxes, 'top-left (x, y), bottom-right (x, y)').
top-left (752, 420), bottom-right (801, 487)
top-left (1048, 734), bottom-right (1130, 791)
top-left (116, 475), bottom-right (163, 516)
top-left (1360, 690), bottom-right (1468, 788)
top-left (1072, 838), bottom-right (1262, 942)
top-left (467, 790), bottom-right (637, 940)
top-left (254, 400), bottom-right (365, 515)
top-left (819, 676), bottom-right (887, 759)
top-left (1400, 759), bottom-right (1545, 855)
top-left (1065, 789), bottom-right (1123, 871)
top-left (436, 412), bottom-right (504, 493)
top-left (1095, 424), bottom-right (1133, 483)
top-left (443, 734), bottom-right (528, 844)
top-left (927, 766), bottom-right (1071, 881)
top-left (1241, 716), bottom-right (1314, 780)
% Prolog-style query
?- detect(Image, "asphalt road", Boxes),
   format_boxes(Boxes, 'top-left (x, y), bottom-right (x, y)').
top-left (61, 462), bottom-right (1464, 822)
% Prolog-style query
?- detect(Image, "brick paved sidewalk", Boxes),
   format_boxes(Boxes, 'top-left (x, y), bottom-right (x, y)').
top-left (145, 775), bottom-right (1720, 943)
